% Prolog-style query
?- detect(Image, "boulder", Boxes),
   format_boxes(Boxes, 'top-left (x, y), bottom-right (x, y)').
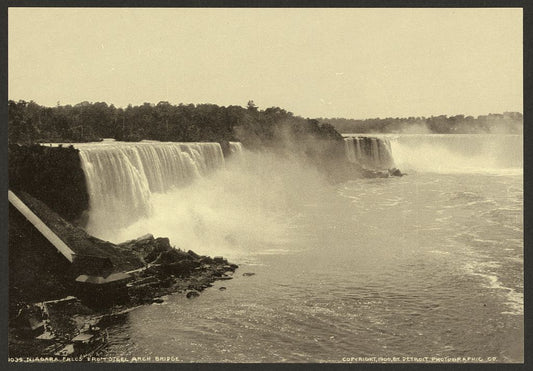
top-left (200, 256), bottom-right (214, 264)
top-left (119, 235), bottom-right (176, 264)
top-left (388, 168), bottom-right (403, 177)
top-left (152, 249), bottom-right (192, 266)
top-left (160, 261), bottom-right (198, 276)
top-left (186, 290), bottom-right (200, 299)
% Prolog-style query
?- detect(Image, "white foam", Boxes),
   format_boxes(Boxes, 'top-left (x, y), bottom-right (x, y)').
top-left (463, 261), bottom-right (523, 316)
top-left (384, 134), bottom-right (523, 175)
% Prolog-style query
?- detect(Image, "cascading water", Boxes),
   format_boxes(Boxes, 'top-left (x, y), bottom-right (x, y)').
top-left (73, 134), bottom-right (522, 255)
top-left (77, 140), bottom-right (226, 236)
top-left (343, 136), bottom-right (395, 169)
top-left (229, 141), bottom-right (244, 154)
top-left (72, 139), bottom-right (329, 257)
top-left (381, 134), bottom-right (523, 174)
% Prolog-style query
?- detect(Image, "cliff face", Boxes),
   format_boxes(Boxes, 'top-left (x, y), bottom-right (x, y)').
top-left (9, 144), bottom-right (89, 223)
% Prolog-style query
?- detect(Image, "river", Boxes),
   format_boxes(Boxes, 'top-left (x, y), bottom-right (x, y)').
top-left (75, 134), bottom-right (523, 363)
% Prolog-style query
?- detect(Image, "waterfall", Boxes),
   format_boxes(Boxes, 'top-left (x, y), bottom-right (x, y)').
top-left (227, 142), bottom-right (246, 167)
top-left (385, 134), bottom-right (523, 174)
top-left (343, 136), bottom-right (395, 170)
top-left (77, 141), bottom-right (226, 235)
top-left (229, 141), bottom-right (244, 155)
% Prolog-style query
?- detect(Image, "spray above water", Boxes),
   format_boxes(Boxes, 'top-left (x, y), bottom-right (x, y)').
top-left (78, 141), bottom-right (225, 235)
top-left (75, 134), bottom-right (522, 259)
top-left (378, 134), bottom-right (523, 175)
top-left (77, 141), bottom-right (329, 259)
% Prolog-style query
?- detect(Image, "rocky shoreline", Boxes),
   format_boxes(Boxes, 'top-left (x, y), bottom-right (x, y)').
top-left (122, 234), bottom-right (238, 306)
top-left (9, 234), bottom-right (239, 359)
top-left (8, 191), bottom-right (239, 359)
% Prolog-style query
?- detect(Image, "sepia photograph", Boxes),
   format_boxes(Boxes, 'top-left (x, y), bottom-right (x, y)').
top-left (7, 5), bottom-right (524, 364)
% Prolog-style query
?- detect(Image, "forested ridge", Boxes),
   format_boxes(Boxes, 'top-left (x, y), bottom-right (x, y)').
top-left (320, 113), bottom-right (523, 134)
top-left (7, 100), bottom-right (341, 147)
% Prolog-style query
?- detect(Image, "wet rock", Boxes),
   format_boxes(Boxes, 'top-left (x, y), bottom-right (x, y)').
top-left (144, 266), bottom-right (161, 275)
top-left (219, 287), bottom-right (227, 291)
top-left (140, 296), bottom-right (153, 304)
top-left (161, 261), bottom-right (197, 276)
top-left (186, 291), bottom-right (200, 299)
top-left (132, 276), bottom-right (159, 286)
top-left (152, 249), bottom-right (192, 266)
top-left (187, 278), bottom-right (207, 290)
top-left (187, 250), bottom-right (201, 259)
top-left (199, 256), bottom-right (214, 264)
top-left (152, 298), bottom-right (164, 304)
top-left (120, 235), bottom-right (178, 264)
top-left (213, 256), bottom-right (225, 263)
top-left (159, 277), bottom-right (174, 288)
top-left (362, 169), bottom-right (389, 178)
top-left (388, 168), bottom-right (403, 177)
top-left (215, 265), bottom-right (227, 272)
top-left (129, 283), bottom-right (156, 298)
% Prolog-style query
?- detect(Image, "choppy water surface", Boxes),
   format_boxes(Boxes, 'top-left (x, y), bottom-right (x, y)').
top-left (86, 135), bottom-right (522, 362)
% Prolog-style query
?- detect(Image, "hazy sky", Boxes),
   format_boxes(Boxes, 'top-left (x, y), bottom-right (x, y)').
top-left (9, 8), bottom-right (522, 119)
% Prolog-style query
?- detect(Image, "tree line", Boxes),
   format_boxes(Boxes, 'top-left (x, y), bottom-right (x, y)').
top-left (8, 100), bottom-right (342, 147)
top-left (10, 99), bottom-right (521, 147)
top-left (320, 112), bottom-right (523, 134)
